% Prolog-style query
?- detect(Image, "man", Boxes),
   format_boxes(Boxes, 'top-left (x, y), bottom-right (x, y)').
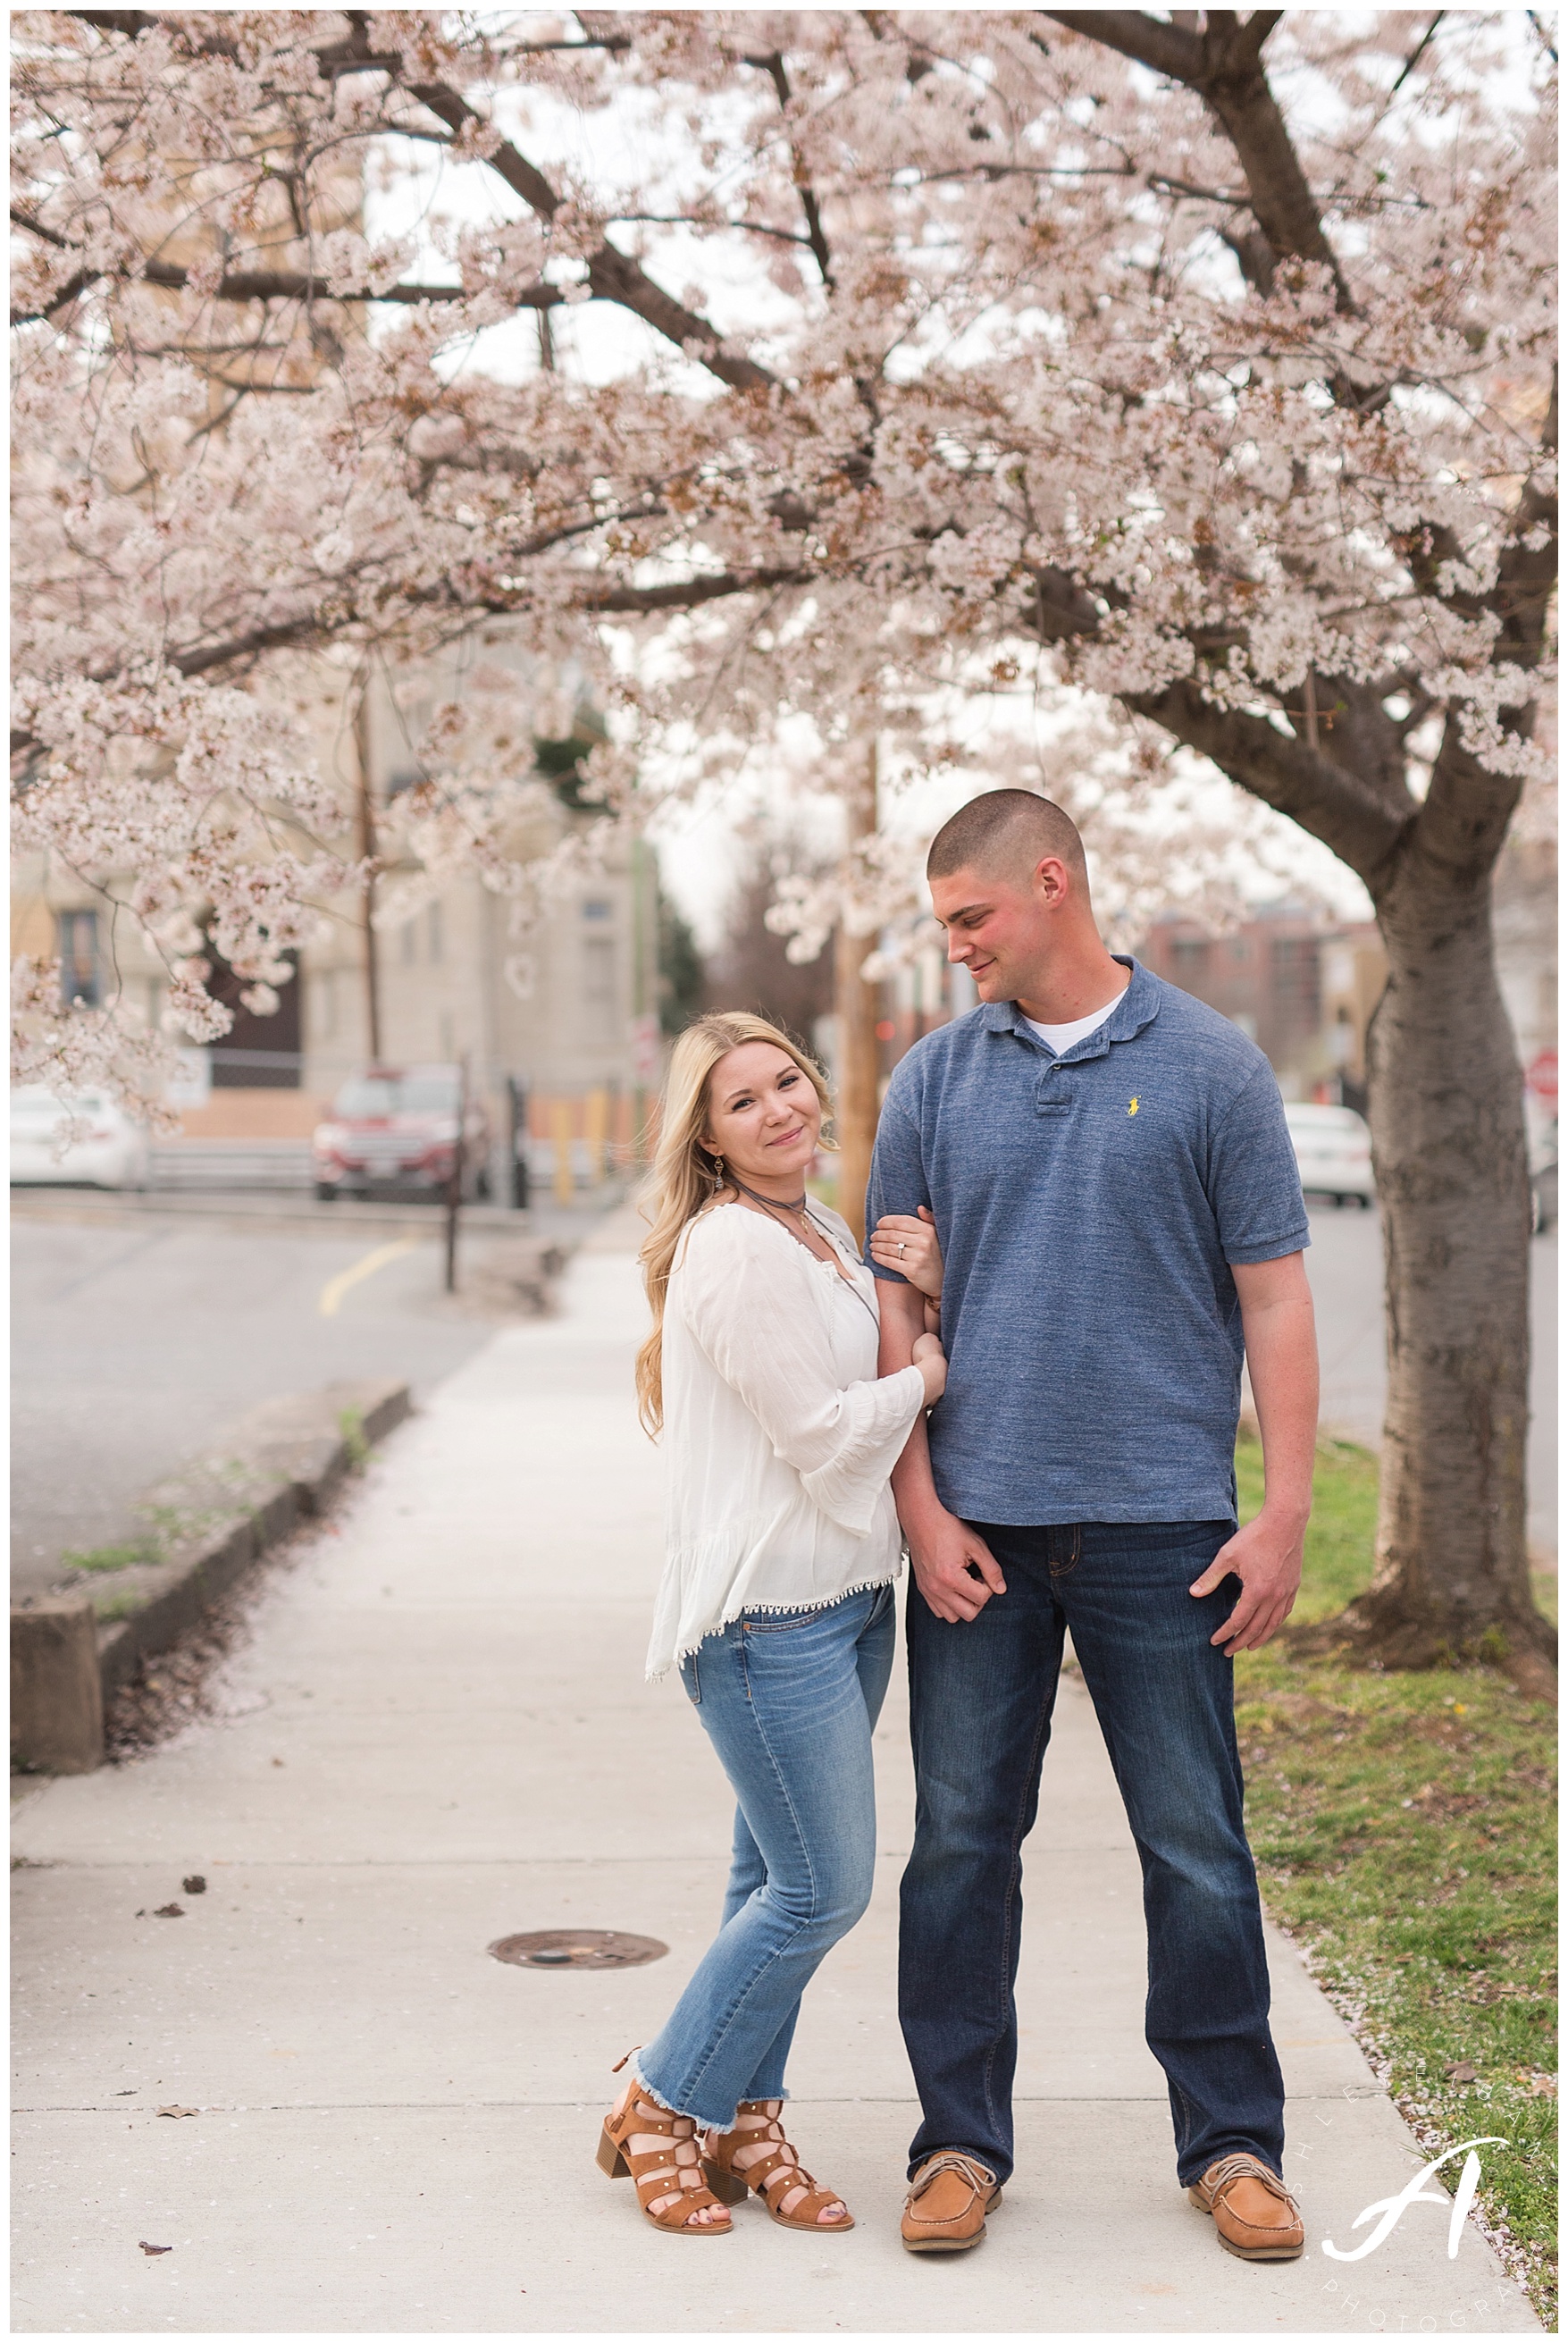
top-left (866, 790), bottom-right (1317, 2263)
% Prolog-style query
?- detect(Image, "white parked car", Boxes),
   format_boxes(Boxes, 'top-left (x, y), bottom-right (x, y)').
top-left (9, 1087), bottom-right (151, 1190)
top-left (1283, 1101), bottom-right (1375, 1208)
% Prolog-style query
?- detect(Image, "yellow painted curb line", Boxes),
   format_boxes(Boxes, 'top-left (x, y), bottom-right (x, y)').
top-left (317, 1237), bottom-right (419, 1319)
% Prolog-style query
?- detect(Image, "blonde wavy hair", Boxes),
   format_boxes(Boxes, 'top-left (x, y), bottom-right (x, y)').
top-left (634, 1011), bottom-right (833, 1435)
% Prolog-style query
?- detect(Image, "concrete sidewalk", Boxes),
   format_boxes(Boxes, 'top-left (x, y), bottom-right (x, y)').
top-left (12, 1215), bottom-right (1538, 2335)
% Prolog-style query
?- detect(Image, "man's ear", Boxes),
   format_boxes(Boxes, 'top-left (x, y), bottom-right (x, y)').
top-left (1035, 854), bottom-right (1071, 906)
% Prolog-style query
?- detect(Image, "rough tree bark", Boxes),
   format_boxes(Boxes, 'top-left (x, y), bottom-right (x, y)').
top-left (1362, 845), bottom-right (1539, 1666)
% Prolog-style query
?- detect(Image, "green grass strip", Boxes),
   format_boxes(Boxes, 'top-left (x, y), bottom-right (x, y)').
top-left (61, 1538), bottom-right (163, 1575)
top-left (1236, 1437), bottom-right (1557, 2323)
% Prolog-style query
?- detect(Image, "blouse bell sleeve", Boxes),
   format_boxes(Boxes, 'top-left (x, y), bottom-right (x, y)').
top-left (676, 1213), bottom-right (928, 1537)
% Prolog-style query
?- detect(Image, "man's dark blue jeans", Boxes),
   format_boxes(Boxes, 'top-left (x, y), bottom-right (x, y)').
top-left (900, 1518), bottom-right (1286, 2189)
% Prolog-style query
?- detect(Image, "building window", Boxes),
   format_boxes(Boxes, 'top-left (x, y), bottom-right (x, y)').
top-left (583, 898), bottom-right (613, 922)
top-left (204, 942), bottom-right (303, 1088)
top-left (428, 900), bottom-right (443, 963)
top-left (400, 918), bottom-right (417, 966)
top-left (583, 934), bottom-right (617, 1040)
top-left (58, 910), bottom-right (101, 1007)
top-left (1170, 936), bottom-right (1211, 983)
top-left (1270, 934), bottom-right (1321, 1042)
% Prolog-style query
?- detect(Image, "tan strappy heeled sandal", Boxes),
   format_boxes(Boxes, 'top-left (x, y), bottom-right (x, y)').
top-left (700, 2099), bottom-right (855, 2231)
top-left (596, 2067), bottom-right (734, 2237)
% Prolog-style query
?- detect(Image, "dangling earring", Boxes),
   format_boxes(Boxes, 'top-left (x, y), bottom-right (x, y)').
top-left (711, 1151), bottom-right (725, 1188)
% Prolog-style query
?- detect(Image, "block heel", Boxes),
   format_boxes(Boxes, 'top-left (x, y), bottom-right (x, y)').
top-left (597, 2071), bottom-right (734, 2236)
top-left (700, 2156), bottom-right (750, 2204)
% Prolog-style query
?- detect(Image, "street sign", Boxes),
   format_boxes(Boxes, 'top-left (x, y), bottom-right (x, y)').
top-left (1526, 1048), bottom-right (1557, 1105)
top-left (165, 1048), bottom-right (211, 1108)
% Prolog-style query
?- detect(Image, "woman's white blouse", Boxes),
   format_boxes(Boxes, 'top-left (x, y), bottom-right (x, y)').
top-left (646, 1201), bottom-right (927, 1679)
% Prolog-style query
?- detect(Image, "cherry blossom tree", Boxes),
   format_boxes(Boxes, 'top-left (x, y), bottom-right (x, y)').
top-left (11, 10), bottom-right (1555, 1671)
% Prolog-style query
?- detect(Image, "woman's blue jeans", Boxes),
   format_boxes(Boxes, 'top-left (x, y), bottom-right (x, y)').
top-left (635, 1580), bottom-right (896, 2132)
top-left (901, 1520), bottom-right (1286, 2190)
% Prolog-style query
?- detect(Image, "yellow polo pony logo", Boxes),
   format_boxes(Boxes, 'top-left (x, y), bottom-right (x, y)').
top-left (1128, 1096), bottom-right (1139, 1115)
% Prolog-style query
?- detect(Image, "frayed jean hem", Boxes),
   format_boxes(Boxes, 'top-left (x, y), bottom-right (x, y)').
top-left (629, 2049), bottom-right (778, 2137)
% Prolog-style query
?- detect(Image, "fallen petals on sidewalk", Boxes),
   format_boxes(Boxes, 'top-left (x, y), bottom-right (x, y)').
top-left (138, 2241), bottom-right (172, 2255)
top-left (182, 1874), bottom-right (207, 1894)
top-left (156, 2105), bottom-right (198, 2119)
top-left (152, 1902), bottom-right (184, 1918)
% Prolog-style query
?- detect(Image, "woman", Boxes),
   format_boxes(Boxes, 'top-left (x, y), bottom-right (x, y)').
top-left (596, 1012), bottom-right (946, 2238)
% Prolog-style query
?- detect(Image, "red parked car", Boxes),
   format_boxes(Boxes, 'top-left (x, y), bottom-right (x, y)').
top-left (313, 1065), bottom-right (491, 1202)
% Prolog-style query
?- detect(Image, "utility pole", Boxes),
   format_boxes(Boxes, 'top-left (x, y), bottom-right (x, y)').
top-left (444, 1054), bottom-right (469, 1294)
top-left (833, 740), bottom-right (879, 1247)
top-left (353, 678), bottom-right (382, 1062)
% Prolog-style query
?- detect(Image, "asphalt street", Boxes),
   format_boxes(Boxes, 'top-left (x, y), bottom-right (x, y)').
top-left (9, 1193), bottom-right (611, 1603)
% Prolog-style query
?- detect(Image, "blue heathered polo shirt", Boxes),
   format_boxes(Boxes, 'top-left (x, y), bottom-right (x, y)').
top-left (865, 956), bottom-right (1310, 1525)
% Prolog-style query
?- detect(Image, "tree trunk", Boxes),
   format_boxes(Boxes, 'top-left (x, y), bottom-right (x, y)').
top-left (833, 741), bottom-right (879, 1247)
top-left (1308, 849), bottom-right (1551, 1675)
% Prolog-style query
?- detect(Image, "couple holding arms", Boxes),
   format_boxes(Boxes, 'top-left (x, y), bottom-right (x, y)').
top-left (598, 790), bottom-right (1318, 2263)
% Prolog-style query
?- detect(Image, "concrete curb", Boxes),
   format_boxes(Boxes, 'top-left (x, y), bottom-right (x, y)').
top-left (11, 1379), bottom-right (411, 1775)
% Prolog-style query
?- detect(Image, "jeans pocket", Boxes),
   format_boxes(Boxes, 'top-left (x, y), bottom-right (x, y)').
top-left (679, 1652), bottom-right (700, 1705)
top-left (742, 1604), bottom-right (829, 1635)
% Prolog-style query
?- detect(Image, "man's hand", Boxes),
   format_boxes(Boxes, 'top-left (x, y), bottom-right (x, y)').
top-left (1198, 1250), bottom-right (1318, 1656)
top-left (1190, 1509), bottom-right (1304, 1655)
top-left (908, 1507), bottom-right (1007, 1625)
top-left (877, 1273), bottom-right (1002, 1624)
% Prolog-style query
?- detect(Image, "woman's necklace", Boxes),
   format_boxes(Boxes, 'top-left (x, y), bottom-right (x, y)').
top-left (727, 1174), bottom-right (882, 1331)
top-left (729, 1172), bottom-right (809, 1222)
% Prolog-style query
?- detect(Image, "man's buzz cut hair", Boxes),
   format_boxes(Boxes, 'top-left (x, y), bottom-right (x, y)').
top-left (926, 789), bottom-right (1089, 891)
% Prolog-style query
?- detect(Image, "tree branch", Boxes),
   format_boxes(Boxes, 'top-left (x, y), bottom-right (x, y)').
top-left (1406, 369), bottom-right (1558, 888)
top-left (1389, 12), bottom-right (1445, 97)
top-left (744, 51), bottom-right (835, 288)
top-left (1044, 9), bottom-right (1354, 311)
top-left (57, 8), bottom-right (778, 394)
top-left (1044, 10), bottom-right (1203, 84)
top-left (331, 19), bottom-right (778, 394)
top-left (8, 243), bottom-right (541, 327)
top-left (1123, 677), bottom-right (1413, 886)
top-left (1230, 10), bottom-right (1284, 69)
top-left (577, 567), bottom-right (807, 614)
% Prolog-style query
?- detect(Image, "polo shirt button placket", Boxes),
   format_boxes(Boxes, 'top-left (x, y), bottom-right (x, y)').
top-left (1036, 1062), bottom-right (1072, 1119)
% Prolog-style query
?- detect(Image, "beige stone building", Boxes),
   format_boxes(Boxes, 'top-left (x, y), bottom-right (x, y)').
top-left (12, 642), bottom-right (659, 1182)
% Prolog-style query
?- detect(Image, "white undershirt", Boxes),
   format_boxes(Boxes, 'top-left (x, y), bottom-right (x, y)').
top-left (1021, 988), bottom-right (1127, 1054)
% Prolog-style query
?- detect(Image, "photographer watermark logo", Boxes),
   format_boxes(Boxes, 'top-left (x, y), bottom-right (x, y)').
top-left (1322, 2138), bottom-right (1508, 2263)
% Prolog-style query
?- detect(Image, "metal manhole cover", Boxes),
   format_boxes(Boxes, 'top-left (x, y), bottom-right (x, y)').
top-left (487, 1928), bottom-right (668, 1970)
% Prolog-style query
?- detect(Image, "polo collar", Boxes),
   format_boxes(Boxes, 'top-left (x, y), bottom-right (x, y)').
top-left (982, 956), bottom-right (1161, 1060)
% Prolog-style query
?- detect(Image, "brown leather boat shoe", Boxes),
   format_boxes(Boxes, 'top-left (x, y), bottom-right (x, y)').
top-left (901, 2151), bottom-right (1002, 2253)
top-left (1187, 2153), bottom-right (1304, 2261)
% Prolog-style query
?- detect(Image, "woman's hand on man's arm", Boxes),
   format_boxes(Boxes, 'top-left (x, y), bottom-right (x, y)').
top-left (869, 1205), bottom-right (943, 1300)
